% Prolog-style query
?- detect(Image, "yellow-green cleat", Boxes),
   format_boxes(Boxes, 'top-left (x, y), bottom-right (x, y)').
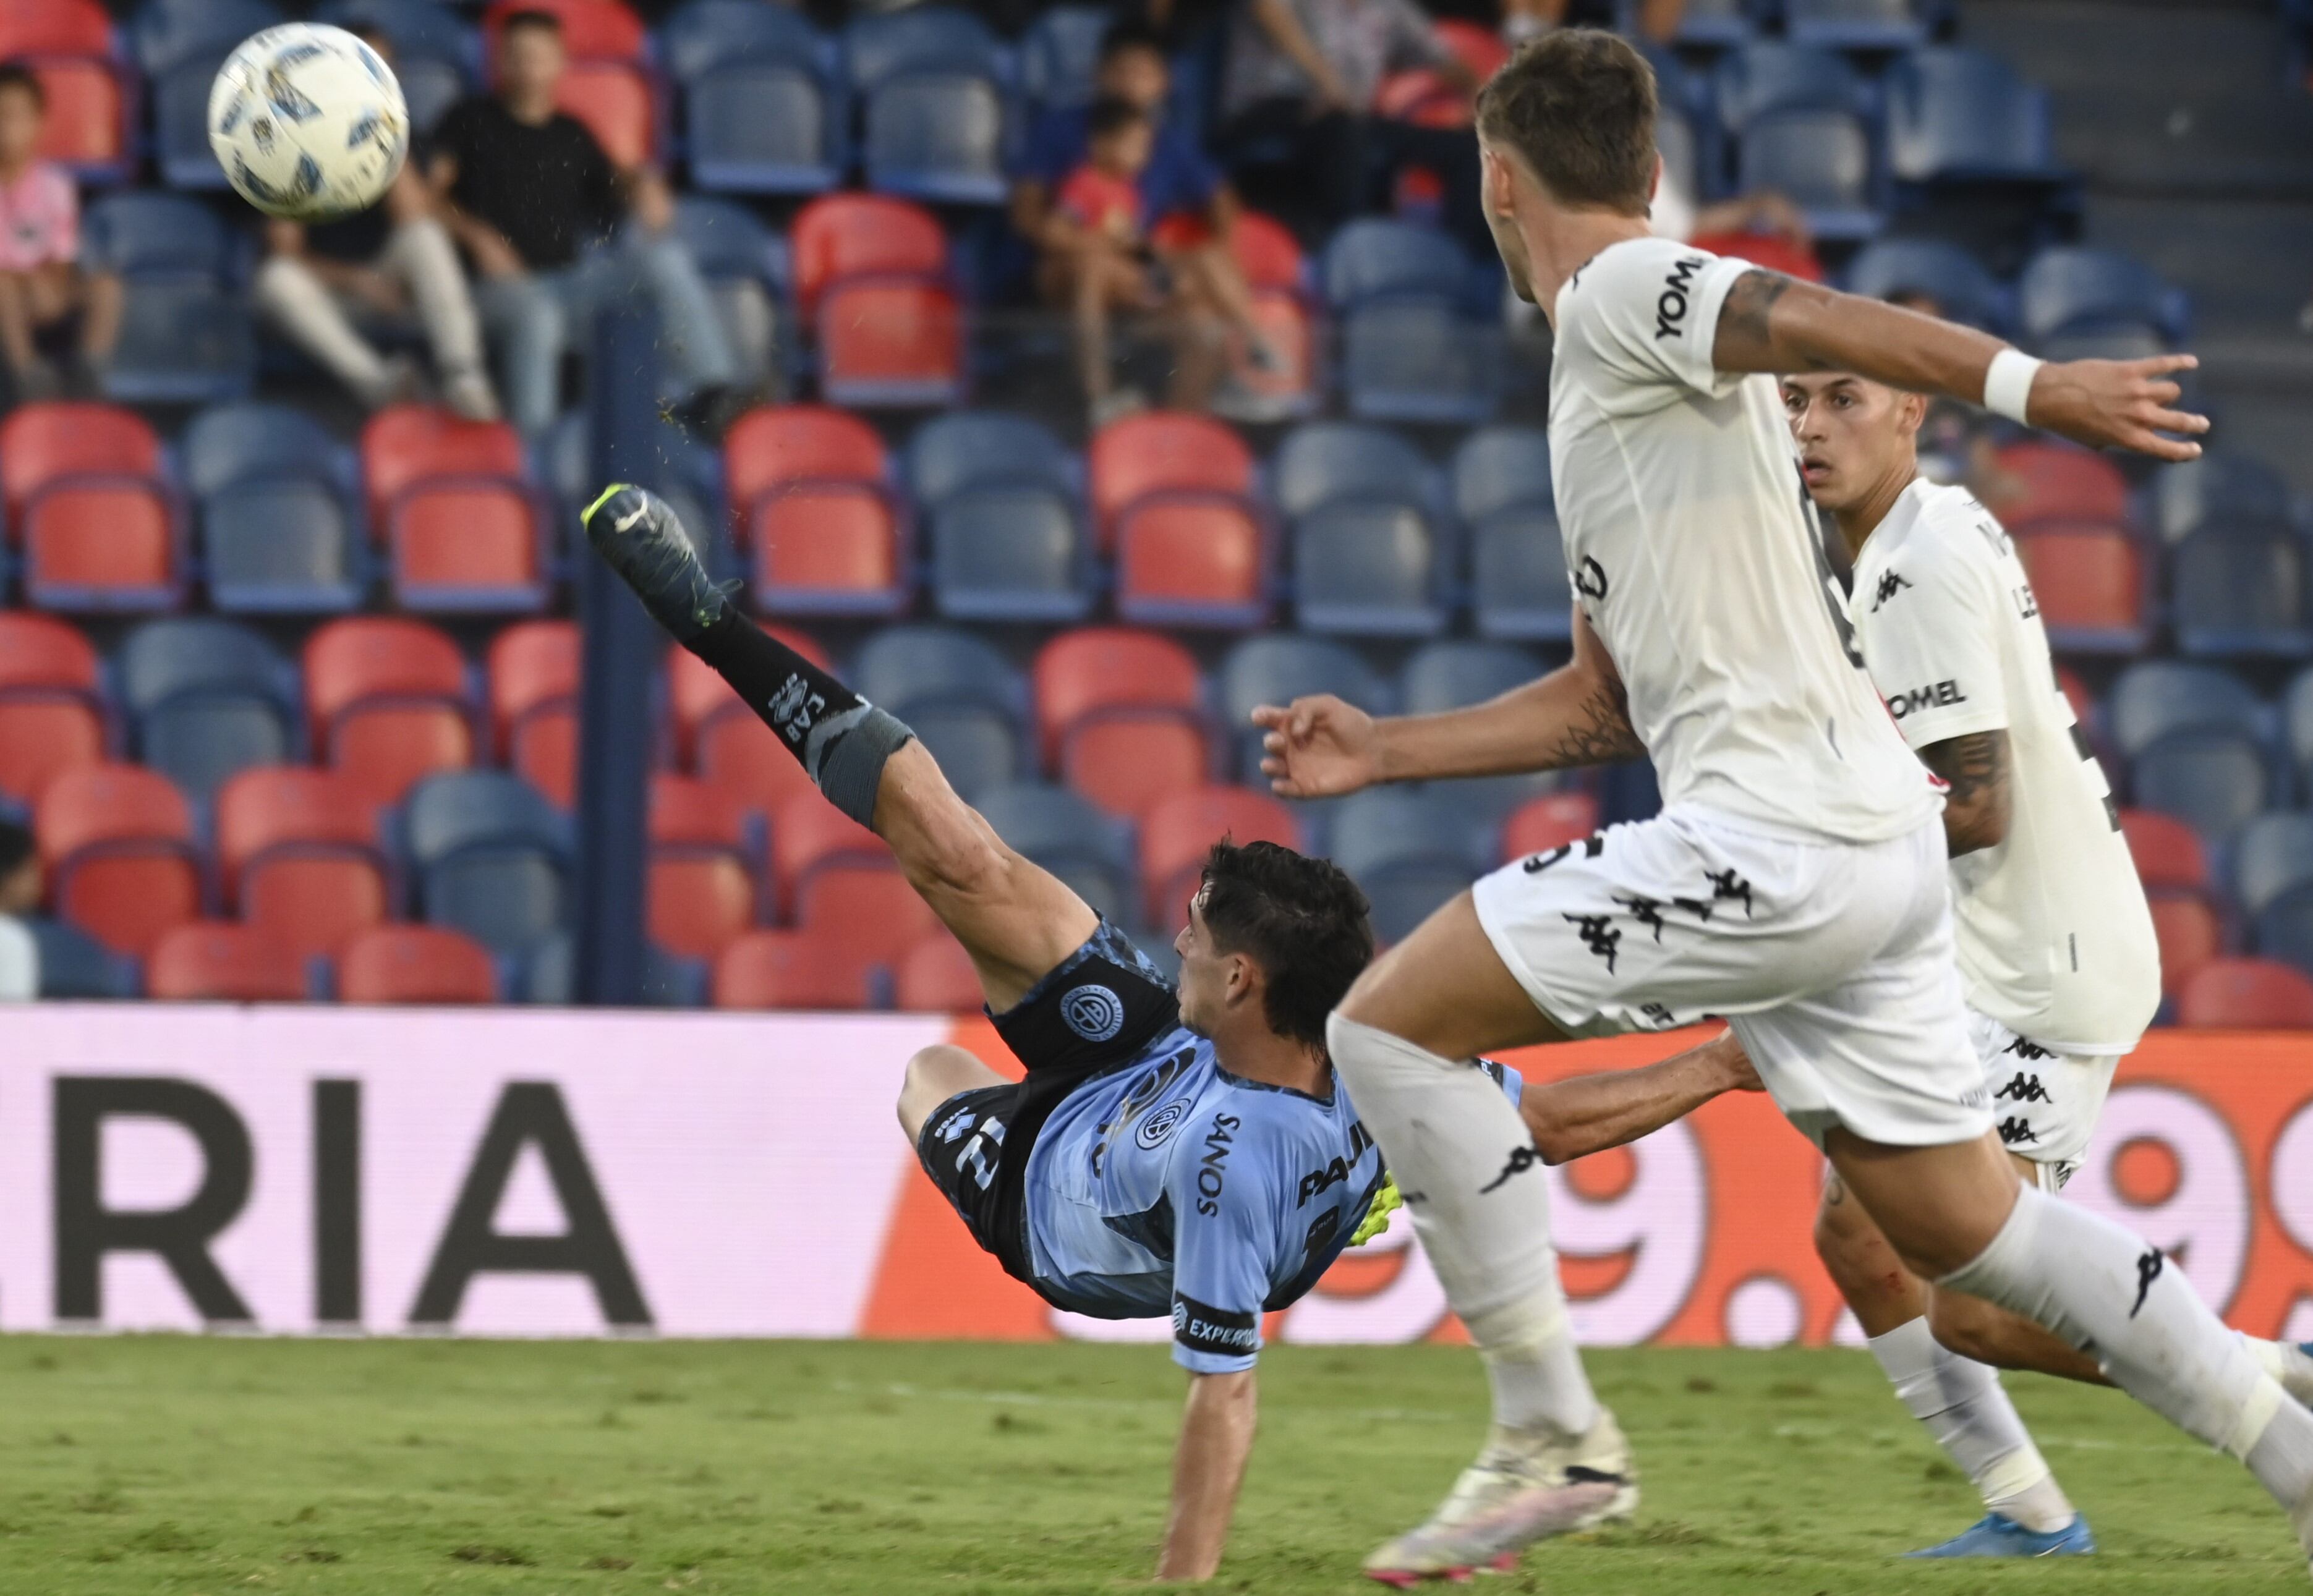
top-left (581, 483), bottom-right (730, 643)
top-left (1352, 1173), bottom-right (1403, 1246)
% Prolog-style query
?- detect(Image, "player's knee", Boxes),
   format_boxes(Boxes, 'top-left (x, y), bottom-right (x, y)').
top-left (1927, 1291), bottom-right (2008, 1366)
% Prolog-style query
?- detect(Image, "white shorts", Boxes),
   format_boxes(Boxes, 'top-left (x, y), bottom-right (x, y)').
top-left (1472, 804), bottom-right (1991, 1149)
top-left (1970, 1008), bottom-right (2120, 1190)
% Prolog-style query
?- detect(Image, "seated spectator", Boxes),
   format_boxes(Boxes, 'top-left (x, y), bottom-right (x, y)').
top-left (0, 63), bottom-right (117, 401)
top-left (254, 30), bottom-right (498, 420)
top-left (0, 818), bottom-right (37, 1000)
top-left (1216, 0), bottom-right (1484, 255)
top-left (1013, 24), bottom-right (1277, 421)
top-left (429, 9), bottom-right (745, 434)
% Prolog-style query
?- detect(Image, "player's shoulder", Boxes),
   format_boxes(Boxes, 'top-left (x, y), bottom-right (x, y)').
top-left (1866, 481), bottom-right (2006, 593)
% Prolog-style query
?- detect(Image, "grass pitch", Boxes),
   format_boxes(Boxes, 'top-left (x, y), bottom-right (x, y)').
top-left (0, 1336), bottom-right (2300, 1594)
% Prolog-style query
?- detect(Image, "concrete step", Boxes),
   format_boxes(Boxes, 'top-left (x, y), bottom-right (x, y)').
top-left (2086, 193), bottom-right (2313, 335)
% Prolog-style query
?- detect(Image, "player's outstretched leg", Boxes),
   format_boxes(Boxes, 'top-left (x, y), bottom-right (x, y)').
top-left (1328, 896), bottom-right (1634, 1585)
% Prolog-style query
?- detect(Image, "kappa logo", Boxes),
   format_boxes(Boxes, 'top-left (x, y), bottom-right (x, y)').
top-left (1616, 894), bottom-right (1669, 943)
top-left (1705, 868), bottom-right (1753, 919)
top-left (2131, 1248), bottom-right (2163, 1317)
top-left (2001, 1035), bottom-right (2055, 1062)
top-left (1135, 1098), bottom-right (1191, 1151)
top-left (1996, 1116), bottom-right (2039, 1146)
top-left (1565, 913), bottom-right (1621, 972)
top-left (1478, 1144), bottom-right (1545, 1194)
top-left (1993, 1072), bottom-right (2052, 1105)
top-left (1653, 254), bottom-right (1706, 340)
top-left (1061, 983), bottom-right (1126, 1042)
top-left (1871, 569), bottom-right (1913, 612)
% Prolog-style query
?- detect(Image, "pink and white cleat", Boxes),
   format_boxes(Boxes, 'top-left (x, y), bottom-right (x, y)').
top-left (1361, 1409), bottom-right (1637, 1586)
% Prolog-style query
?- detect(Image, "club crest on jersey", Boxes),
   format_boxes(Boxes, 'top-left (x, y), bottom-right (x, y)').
top-left (1135, 1098), bottom-right (1191, 1150)
top-left (1062, 983), bottom-right (1125, 1041)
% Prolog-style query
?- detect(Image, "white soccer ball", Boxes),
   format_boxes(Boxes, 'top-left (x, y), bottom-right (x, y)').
top-left (208, 23), bottom-right (409, 221)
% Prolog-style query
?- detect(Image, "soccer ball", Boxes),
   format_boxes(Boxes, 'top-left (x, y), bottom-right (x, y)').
top-left (208, 23), bottom-right (409, 221)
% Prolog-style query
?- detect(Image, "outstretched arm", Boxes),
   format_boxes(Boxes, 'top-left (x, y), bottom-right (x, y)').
top-left (1256, 609), bottom-right (1642, 799)
top-left (1157, 1370), bottom-right (1257, 1581)
top-left (1519, 1030), bottom-right (1760, 1165)
top-left (1710, 271), bottom-right (2207, 462)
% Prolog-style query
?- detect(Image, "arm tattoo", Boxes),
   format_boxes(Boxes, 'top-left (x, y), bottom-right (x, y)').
top-left (1920, 730), bottom-right (2011, 855)
top-left (1542, 677), bottom-right (1645, 770)
top-left (1714, 270), bottom-right (1819, 372)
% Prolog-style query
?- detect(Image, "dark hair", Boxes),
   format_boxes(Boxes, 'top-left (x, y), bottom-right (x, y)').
top-left (0, 818), bottom-right (33, 881)
top-left (1098, 19), bottom-right (1167, 64)
top-left (0, 62), bottom-right (45, 111)
top-left (1198, 839), bottom-right (1373, 1054)
top-left (500, 9), bottom-right (564, 39)
top-left (1086, 93), bottom-right (1149, 142)
top-left (1474, 29), bottom-right (1657, 216)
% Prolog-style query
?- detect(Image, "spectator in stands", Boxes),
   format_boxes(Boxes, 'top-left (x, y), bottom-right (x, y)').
top-left (254, 30), bottom-right (498, 420)
top-left (1649, 166), bottom-right (1820, 282)
top-left (0, 818), bottom-right (38, 1001)
top-left (1013, 23), bottom-right (1278, 422)
top-left (0, 63), bottom-right (118, 402)
top-left (428, 9), bottom-right (744, 435)
top-left (1216, 0), bottom-right (1484, 255)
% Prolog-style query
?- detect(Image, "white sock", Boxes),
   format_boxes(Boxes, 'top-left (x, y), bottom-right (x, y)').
top-left (1867, 1317), bottom-right (2072, 1532)
top-left (1327, 1014), bottom-right (1598, 1437)
top-left (1940, 1183), bottom-right (2313, 1528)
top-left (2247, 1333), bottom-right (2313, 1405)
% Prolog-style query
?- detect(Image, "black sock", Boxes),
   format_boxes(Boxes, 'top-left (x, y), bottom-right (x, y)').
top-left (689, 613), bottom-right (913, 825)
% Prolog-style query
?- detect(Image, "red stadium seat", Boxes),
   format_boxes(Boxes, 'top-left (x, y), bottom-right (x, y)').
top-left (490, 621), bottom-right (579, 807)
top-left (362, 405), bottom-right (527, 517)
top-left (896, 932), bottom-right (983, 1012)
top-left (713, 930), bottom-right (874, 1010)
top-left (790, 197), bottom-right (961, 407)
top-left (304, 617), bottom-right (474, 808)
top-left (0, 402), bottom-right (162, 509)
top-left (30, 59), bottom-right (124, 174)
top-left (0, 0), bottom-right (111, 56)
top-left (648, 773), bottom-right (759, 960)
top-left (723, 407), bottom-right (905, 614)
top-left (791, 195), bottom-right (948, 319)
top-left (37, 763), bottom-right (202, 956)
top-left (1228, 213), bottom-right (1318, 413)
top-left (797, 868), bottom-right (940, 974)
top-left (0, 612), bottom-right (105, 802)
top-left (362, 407), bottom-right (540, 611)
top-left (483, 0), bottom-right (646, 62)
top-left (1033, 629), bottom-right (1210, 818)
top-left (772, 789), bottom-right (891, 911)
top-left (1115, 499), bottom-right (1270, 629)
top-left (2119, 807), bottom-right (2208, 893)
top-left (0, 402), bottom-right (176, 610)
top-left (338, 925), bottom-right (498, 1005)
top-left (2175, 957), bottom-right (2313, 1029)
top-left (556, 61), bottom-right (655, 167)
top-left (1501, 791), bottom-right (1603, 865)
top-left (1139, 785), bottom-right (1303, 930)
top-left (216, 766), bottom-right (389, 966)
top-left (1990, 443), bottom-right (2129, 530)
top-left (1089, 412), bottom-right (1257, 551)
top-left (146, 923), bottom-right (307, 1002)
top-left (2149, 894), bottom-right (2223, 998)
top-left (2012, 524), bottom-right (2145, 651)
top-left (1433, 19), bottom-right (1511, 78)
top-left (668, 623), bottom-right (829, 765)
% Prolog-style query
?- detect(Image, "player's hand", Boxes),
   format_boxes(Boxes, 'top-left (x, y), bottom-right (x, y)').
top-left (1252, 694), bottom-right (1382, 797)
top-left (1708, 1030), bottom-right (1765, 1093)
top-left (2029, 354), bottom-right (2209, 461)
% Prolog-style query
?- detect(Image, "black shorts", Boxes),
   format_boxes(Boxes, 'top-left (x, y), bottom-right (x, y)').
top-left (911, 922), bottom-right (1180, 1289)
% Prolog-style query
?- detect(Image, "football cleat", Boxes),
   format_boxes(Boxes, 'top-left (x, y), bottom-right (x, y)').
top-left (581, 483), bottom-right (731, 645)
top-left (2284, 1341), bottom-right (2313, 1406)
top-left (1904, 1512), bottom-right (2096, 1558)
top-left (1361, 1409), bottom-right (1637, 1585)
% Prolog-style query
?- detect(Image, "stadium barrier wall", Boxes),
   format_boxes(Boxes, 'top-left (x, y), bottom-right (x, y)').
top-left (1, 1006), bottom-right (2308, 1346)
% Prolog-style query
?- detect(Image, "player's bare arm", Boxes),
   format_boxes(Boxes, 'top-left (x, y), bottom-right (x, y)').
top-left (1159, 1370), bottom-right (1258, 1581)
top-left (1917, 731), bottom-right (2013, 858)
top-left (1254, 609), bottom-right (1640, 799)
top-left (1711, 270), bottom-right (2209, 462)
top-left (1519, 1030), bottom-right (1761, 1165)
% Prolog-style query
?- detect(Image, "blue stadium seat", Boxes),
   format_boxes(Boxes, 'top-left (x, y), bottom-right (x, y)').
top-left (1323, 221), bottom-right (1494, 423)
top-left (1842, 238), bottom-right (2006, 333)
top-left (2129, 741), bottom-right (2269, 841)
top-left (906, 410), bottom-right (1076, 511)
top-left (2017, 246), bottom-right (2189, 352)
top-left (1784, 0), bottom-right (1929, 50)
top-left (153, 51), bottom-right (239, 189)
top-left (1713, 42), bottom-right (1866, 130)
top-left (2106, 661), bottom-right (2264, 758)
top-left (521, 931), bottom-right (706, 1007)
top-left (314, 0), bottom-right (477, 68)
top-left (672, 197), bottom-right (784, 388)
top-left (931, 489), bottom-right (1093, 622)
top-left (2233, 813), bottom-right (2313, 923)
top-left (1272, 424), bottom-right (1447, 636)
top-left (846, 8), bottom-right (1012, 205)
top-left (1741, 114), bottom-right (1879, 239)
top-left (852, 626), bottom-right (1026, 800)
top-left (185, 404), bottom-right (366, 611)
top-left (182, 403), bottom-right (351, 499)
top-left (118, 618), bottom-right (300, 807)
top-left (81, 194), bottom-right (253, 403)
top-left (1400, 640), bottom-right (1557, 826)
top-left (1322, 219), bottom-right (1473, 307)
top-left (1621, 0), bottom-right (1753, 51)
top-left (974, 780), bottom-right (1135, 923)
top-left (2283, 668), bottom-right (2313, 789)
top-left (1328, 789), bottom-right (1491, 943)
top-left (1217, 634), bottom-right (1391, 782)
top-left (1885, 47), bottom-right (2060, 185)
top-left (134, 0), bottom-right (284, 75)
top-left (1021, 6), bottom-right (1110, 110)
top-left (1451, 426), bottom-right (1552, 526)
top-left (664, 0), bottom-right (825, 82)
top-left (2152, 451), bottom-right (2291, 545)
top-left (2108, 663), bottom-right (2272, 840)
top-left (670, 2), bottom-right (844, 195)
top-left (1473, 507), bottom-right (1573, 643)
top-left (2171, 520), bottom-right (2313, 660)
top-left (403, 770), bottom-right (573, 955)
top-left (1271, 422), bottom-right (1436, 523)
top-left (29, 917), bottom-right (137, 998)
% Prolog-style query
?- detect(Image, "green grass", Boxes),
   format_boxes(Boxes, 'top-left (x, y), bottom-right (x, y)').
top-left (0, 1336), bottom-right (2299, 1593)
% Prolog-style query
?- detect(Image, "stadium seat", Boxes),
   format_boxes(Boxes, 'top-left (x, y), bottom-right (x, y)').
top-left (723, 404), bottom-right (908, 615)
top-left (685, 45), bottom-right (843, 195)
top-left (2149, 894), bottom-right (2223, 997)
top-left (80, 193), bottom-right (253, 403)
top-left (1331, 788), bottom-right (1491, 944)
top-left (768, 790), bottom-right (936, 973)
top-left (1623, 0), bottom-right (1752, 50)
top-left (975, 781), bottom-right (1136, 923)
top-left (403, 770), bottom-right (571, 955)
top-left (5, 0), bottom-right (114, 58)
top-left (1992, 443), bottom-right (2130, 530)
top-left (2152, 451), bottom-right (2292, 546)
top-left (303, 617), bottom-right (475, 808)
top-left (790, 193), bottom-right (963, 407)
top-left (314, 0), bottom-right (477, 69)
top-left (184, 402), bottom-right (366, 612)
top-left (1089, 411), bottom-right (1258, 545)
top-left (0, 400), bottom-right (179, 612)
top-left (0, 613), bottom-right (106, 804)
top-left (1401, 641), bottom-right (1556, 824)
top-left (1117, 497), bottom-right (1271, 630)
top-left (2119, 807), bottom-right (2208, 894)
top-left (1739, 113), bottom-right (1879, 240)
top-left (1273, 423), bottom-right (1447, 636)
top-left (845, 7), bottom-right (1010, 204)
top-left (854, 627), bottom-right (1026, 802)
top-left (647, 773), bottom-right (760, 961)
top-left (1784, 0), bottom-right (1928, 50)
top-left (1452, 427), bottom-right (1572, 642)
top-left (1842, 238), bottom-right (2006, 333)
top-left (771, 787), bottom-right (888, 907)
top-left (674, 624), bottom-right (830, 819)
top-left (28, 56), bottom-right (127, 184)
top-left (216, 766), bottom-right (390, 966)
top-left (520, 931), bottom-right (707, 1008)
top-left (2175, 957), bottom-right (2313, 1030)
top-left (669, 197), bottom-right (784, 389)
top-left (2010, 524), bottom-right (2146, 654)
top-left (2171, 519), bottom-right (2313, 660)
top-left (30, 916), bottom-right (136, 998)
top-left (1884, 47), bottom-right (2060, 185)
top-left (1501, 791), bottom-right (1603, 865)
top-left (1139, 786), bottom-right (1303, 931)
top-left (1323, 221), bottom-right (1493, 423)
top-left (906, 410), bottom-right (1075, 511)
top-left (2017, 247), bottom-right (2189, 353)
top-left (146, 923), bottom-right (308, 1002)
top-left (556, 59), bottom-right (657, 168)
top-left (481, 0), bottom-right (644, 62)
top-left (36, 763), bottom-right (203, 956)
top-left (1033, 629), bottom-right (1210, 820)
top-left (1020, 6), bottom-right (1107, 109)
top-left (1713, 41), bottom-right (1866, 129)
top-left (488, 621), bottom-right (580, 807)
top-left (2106, 660), bottom-right (2264, 758)
top-left (896, 931), bottom-right (984, 1012)
top-left (2283, 669), bottom-right (2313, 791)
top-left (337, 924), bottom-right (498, 1005)
top-left (714, 929), bottom-right (875, 1010)
top-left (2129, 741), bottom-right (2272, 841)
top-left (2107, 663), bottom-right (2270, 839)
top-left (2233, 813), bottom-right (2313, 923)
top-left (931, 489), bottom-right (1092, 623)
top-left (1450, 426), bottom-right (1552, 527)
top-left (1223, 212), bottom-right (1320, 422)
top-left (360, 405), bottom-right (544, 613)
top-left (1216, 634), bottom-right (1390, 781)
top-left (117, 618), bottom-right (300, 807)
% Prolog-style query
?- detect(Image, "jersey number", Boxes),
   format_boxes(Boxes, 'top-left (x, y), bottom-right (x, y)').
top-left (956, 1117), bottom-right (1008, 1192)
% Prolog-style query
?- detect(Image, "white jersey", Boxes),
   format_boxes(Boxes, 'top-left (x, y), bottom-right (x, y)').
top-left (1549, 238), bottom-right (1941, 844)
top-left (1849, 478), bottom-right (2160, 1052)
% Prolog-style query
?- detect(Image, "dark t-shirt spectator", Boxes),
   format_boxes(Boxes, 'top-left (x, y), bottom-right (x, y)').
top-left (434, 98), bottom-right (620, 271)
top-left (1020, 106), bottom-right (1220, 223)
top-left (304, 132), bottom-right (434, 264)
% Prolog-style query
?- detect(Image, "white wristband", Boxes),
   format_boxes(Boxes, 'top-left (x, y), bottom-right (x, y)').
top-left (1982, 348), bottom-right (2042, 425)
